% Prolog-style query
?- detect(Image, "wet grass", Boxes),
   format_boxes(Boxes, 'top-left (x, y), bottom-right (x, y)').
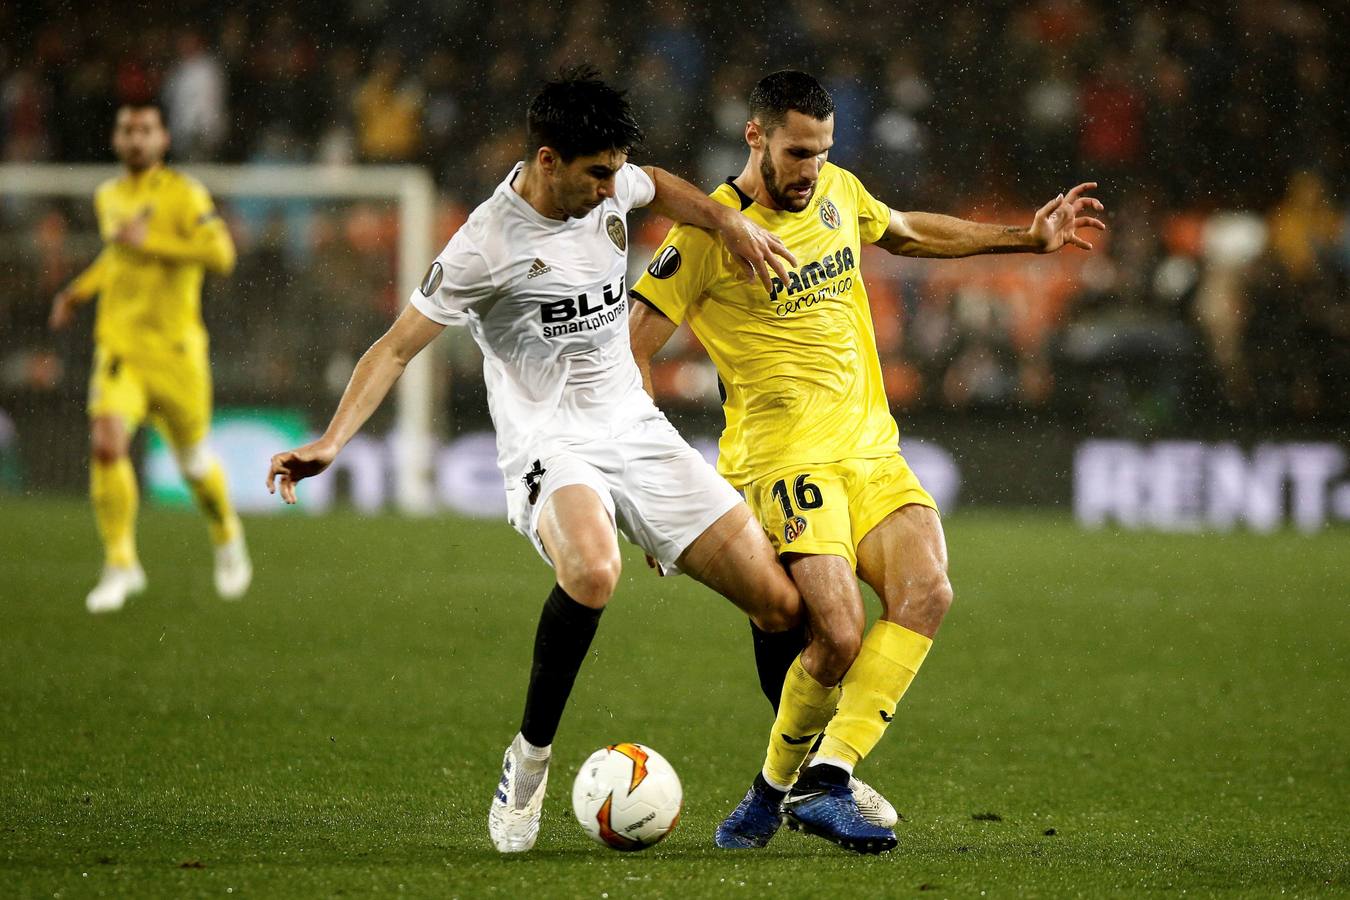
top-left (2, 498), bottom-right (1347, 897)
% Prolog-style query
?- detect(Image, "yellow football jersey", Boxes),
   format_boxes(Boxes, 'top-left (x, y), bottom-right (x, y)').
top-left (632, 162), bottom-right (897, 488)
top-left (69, 165), bottom-right (235, 360)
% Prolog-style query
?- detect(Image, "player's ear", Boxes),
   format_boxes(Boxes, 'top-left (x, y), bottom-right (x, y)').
top-left (745, 120), bottom-right (762, 150)
top-left (536, 146), bottom-right (559, 176)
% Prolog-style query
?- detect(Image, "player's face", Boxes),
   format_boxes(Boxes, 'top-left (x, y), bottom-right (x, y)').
top-left (756, 111), bottom-right (834, 212)
top-left (553, 149), bottom-right (627, 219)
top-left (112, 108), bottom-right (169, 173)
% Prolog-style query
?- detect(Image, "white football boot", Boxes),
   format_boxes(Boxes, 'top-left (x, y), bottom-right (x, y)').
top-left (214, 531), bottom-right (252, 600)
top-left (488, 734), bottom-right (550, 853)
top-left (851, 776), bottom-right (900, 828)
top-left (86, 563), bottom-right (147, 614)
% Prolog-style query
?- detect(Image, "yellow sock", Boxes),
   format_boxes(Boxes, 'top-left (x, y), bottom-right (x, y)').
top-left (762, 656), bottom-right (841, 788)
top-left (815, 620), bottom-right (933, 768)
top-left (187, 459), bottom-right (239, 546)
top-left (91, 457), bottom-right (138, 568)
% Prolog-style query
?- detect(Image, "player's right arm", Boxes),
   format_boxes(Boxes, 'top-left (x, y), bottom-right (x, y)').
top-left (267, 303), bottom-right (444, 503)
top-left (268, 229), bottom-right (492, 503)
top-left (49, 250), bottom-right (111, 331)
top-left (628, 223), bottom-right (718, 399)
top-left (50, 190), bottom-right (113, 332)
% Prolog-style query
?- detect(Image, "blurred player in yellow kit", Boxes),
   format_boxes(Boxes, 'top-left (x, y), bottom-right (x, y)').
top-left (630, 71), bottom-right (1104, 852)
top-left (49, 103), bottom-right (251, 613)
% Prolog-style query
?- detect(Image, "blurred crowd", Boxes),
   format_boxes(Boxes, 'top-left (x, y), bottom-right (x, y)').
top-left (2, 0), bottom-right (1348, 433)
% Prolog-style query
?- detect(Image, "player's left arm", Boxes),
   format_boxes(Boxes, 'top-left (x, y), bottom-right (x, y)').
top-left (640, 166), bottom-right (796, 291)
top-left (120, 183), bottom-right (237, 274)
top-left (874, 182), bottom-right (1106, 258)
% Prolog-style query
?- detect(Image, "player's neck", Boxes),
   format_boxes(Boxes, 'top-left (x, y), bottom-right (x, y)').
top-left (123, 161), bottom-right (163, 181)
top-left (733, 159), bottom-right (781, 212)
top-left (513, 163), bottom-right (568, 221)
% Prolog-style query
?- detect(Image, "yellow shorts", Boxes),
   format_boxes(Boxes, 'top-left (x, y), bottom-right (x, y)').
top-left (87, 344), bottom-right (212, 448)
top-left (742, 453), bottom-right (937, 570)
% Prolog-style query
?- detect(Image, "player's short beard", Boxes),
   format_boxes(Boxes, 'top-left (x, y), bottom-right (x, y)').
top-left (760, 151), bottom-right (813, 212)
top-left (118, 145), bottom-right (159, 174)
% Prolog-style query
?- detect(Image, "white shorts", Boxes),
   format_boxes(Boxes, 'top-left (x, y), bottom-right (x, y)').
top-left (505, 415), bottom-right (742, 577)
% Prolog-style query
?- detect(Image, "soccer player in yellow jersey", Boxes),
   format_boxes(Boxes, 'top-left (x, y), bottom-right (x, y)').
top-left (49, 103), bottom-right (251, 614)
top-left (630, 71), bottom-right (1105, 853)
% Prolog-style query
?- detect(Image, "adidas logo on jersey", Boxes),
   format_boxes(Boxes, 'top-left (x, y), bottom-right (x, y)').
top-left (527, 258), bottom-right (551, 279)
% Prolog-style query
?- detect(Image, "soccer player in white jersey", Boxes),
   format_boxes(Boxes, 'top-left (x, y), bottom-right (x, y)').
top-left (266, 68), bottom-right (891, 853)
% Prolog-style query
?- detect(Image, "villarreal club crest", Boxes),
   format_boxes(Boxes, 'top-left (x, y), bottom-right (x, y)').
top-left (818, 197), bottom-right (841, 230)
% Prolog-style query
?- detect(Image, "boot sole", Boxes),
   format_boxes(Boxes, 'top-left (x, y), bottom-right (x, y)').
top-left (783, 812), bottom-right (897, 854)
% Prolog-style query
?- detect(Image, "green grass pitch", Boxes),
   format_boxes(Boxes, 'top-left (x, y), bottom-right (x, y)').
top-left (2, 497), bottom-right (1347, 897)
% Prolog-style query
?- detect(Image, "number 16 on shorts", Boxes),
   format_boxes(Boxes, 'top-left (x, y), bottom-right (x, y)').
top-left (769, 473), bottom-right (823, 545)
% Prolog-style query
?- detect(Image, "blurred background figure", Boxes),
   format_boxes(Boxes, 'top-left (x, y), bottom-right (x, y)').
top-left (162, 30), bottom-right (227, 162)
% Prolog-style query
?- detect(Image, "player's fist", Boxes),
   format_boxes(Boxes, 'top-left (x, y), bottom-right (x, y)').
top-left (114, 213), bottom-right (150, 249)
top-left (48, 290), bottom-right (76, 332)
top-left (266, 440), bottom-right (339, 505)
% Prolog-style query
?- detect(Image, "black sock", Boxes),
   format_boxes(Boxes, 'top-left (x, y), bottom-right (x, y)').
top-left (750, 620), bottom-right (809, 714)
top-left (754, 771), bottom-right (787, 805)
top-left (519, 584), bottom-right (603, 747)
top-left (798, 762), bottom-right (849, 789)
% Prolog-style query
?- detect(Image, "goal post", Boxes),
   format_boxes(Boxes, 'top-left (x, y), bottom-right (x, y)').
top-left (0, 162), bottom-right (441, 513)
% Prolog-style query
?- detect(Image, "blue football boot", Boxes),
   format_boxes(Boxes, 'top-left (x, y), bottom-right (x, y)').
top-left (714, 773), bottom-right (786, 849)
top-left (781, 765), bottom-right (897, 854)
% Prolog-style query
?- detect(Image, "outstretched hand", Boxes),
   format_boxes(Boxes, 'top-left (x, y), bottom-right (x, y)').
top-left (1030, 182), bottom-right (1106, 253)
top-left (720, 212), bottom-right (798, 292)
top-left (48, 290), bottom-right (76, 332)
top-left (266, 440), bottom-right (338, 504)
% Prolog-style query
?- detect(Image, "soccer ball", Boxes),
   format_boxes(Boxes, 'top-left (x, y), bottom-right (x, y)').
top-left (571, 743), bottom-right (682, 851)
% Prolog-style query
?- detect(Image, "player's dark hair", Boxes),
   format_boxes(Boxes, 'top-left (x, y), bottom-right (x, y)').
top-left (748, 70), bottom-right (835, 131)
top-left (116, 101), bottom-right (166, 124)
top-left (526, 65), bottom-right (644, 162)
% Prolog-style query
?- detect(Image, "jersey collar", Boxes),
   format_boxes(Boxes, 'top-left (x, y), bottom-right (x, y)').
top-left (724, 175), bottom-right (814, 216)
top-left (502, 161), bottom-right (574, 228)
top-left (724, 177), bottom-right (754, 211)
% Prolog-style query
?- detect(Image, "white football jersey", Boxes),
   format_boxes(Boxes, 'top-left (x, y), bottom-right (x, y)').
top-left (410, 162), bottom-right (659, 479)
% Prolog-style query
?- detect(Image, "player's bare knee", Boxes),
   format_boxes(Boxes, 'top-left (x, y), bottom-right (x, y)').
top-left (751, 579), bottom-right (803, 633)
top-left (90, 429), bottom-right (126, 464)
top-left (809, 621), bottom-right (861, 684)
top-left (560, 554), bottom-right (622, 608)
top-left (883, 570), bottom-right (953, 628)
top-left (750, 599), bottom-right (801, 635)
top-left (175, 442), bottom-right (215, 482)
top-left (917, 571), bottom-right (954, 619)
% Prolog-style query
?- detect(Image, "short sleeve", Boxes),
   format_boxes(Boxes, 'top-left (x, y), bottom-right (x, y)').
top-left (629, 223), bottom-right (717, 326)
top-left (408, 229), bottom-right (495, 325)
top-left (852, 173), bottom-right (893, 245)
top-left (616, 163), bottom-right (656, 212)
